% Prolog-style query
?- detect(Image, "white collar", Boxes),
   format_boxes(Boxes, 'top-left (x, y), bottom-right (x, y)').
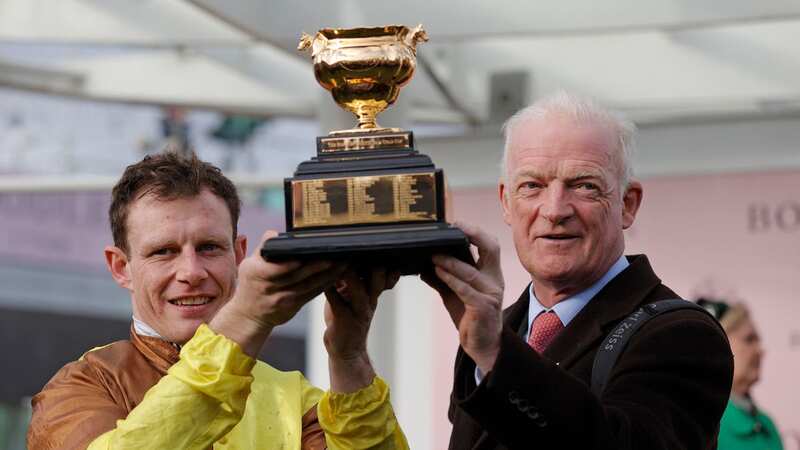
top-left (132, 316), bottom-right (163, 339)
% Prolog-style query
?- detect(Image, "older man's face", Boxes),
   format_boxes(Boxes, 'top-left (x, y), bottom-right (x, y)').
top-left (500, 114), bottom-right (641, 296)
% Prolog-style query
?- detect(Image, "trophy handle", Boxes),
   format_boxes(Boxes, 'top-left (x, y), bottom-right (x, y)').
top-left (403, 24), bottom-right (429, 53)
top-left (298, 33), bottom-right (313, 51)
top-left (298, 32), bottom-right (328, 56)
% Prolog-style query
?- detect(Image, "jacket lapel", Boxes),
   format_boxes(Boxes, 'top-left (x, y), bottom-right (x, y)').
top-left (502, 284), bottom-right (532, 337)
top-left (543, 255), bottom-right (663, 369)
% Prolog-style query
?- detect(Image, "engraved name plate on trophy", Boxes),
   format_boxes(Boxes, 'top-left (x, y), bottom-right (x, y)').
top-left (261, 25), bottom-right (471, 274)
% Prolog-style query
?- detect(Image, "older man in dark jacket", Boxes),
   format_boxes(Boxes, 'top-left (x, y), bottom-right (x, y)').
top-left (425, 92), bottom-right (733, 450)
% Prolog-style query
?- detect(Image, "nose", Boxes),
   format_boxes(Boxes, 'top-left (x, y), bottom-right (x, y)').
top-left (539, 183), bottom-right (574, 225)
top-left (175, 250), bottom-right (208, 286)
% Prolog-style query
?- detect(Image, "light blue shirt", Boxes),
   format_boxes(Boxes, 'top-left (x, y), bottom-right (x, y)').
top-left (524, 255), bottom-right (630, 336)
top-left (475, 255), bottom-right (629, 384)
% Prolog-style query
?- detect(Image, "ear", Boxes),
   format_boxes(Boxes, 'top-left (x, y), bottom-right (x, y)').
top-left (621, 180), bottom-right (643, 229)
top-left (234, 234), bottom-right (247, 265)
top-left (499, 180), bottom-right (512, 226)
top-left (104, 246), bottom-right (132, 290)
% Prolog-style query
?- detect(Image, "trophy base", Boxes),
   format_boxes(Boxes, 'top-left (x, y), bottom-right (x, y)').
top-left (261, 223), bottom-right (472, 275)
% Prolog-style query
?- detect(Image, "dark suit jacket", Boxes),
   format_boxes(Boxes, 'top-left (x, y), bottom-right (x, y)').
top-left (448, 255), bottom-right (733, 450)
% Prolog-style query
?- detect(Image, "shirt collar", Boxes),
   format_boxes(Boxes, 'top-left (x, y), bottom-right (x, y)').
top-left (528, 255), bottom-right (630, 330)
top-left (132, 316), bottom-right (164, 339)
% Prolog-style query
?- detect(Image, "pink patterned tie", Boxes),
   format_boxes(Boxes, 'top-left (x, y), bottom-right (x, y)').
top-left (527, 311), bottom-right (564, 353)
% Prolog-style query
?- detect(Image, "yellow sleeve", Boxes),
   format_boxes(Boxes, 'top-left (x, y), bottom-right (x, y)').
top-left (300, 373), bottom-right (324, 415)
top-left (87, 324), bottom-right (255, 450)
top-left (317, 377), bottom-right (409, 450)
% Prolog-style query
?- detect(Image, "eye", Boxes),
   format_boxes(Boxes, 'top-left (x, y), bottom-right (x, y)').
top-left (197, 242), bottom-right (222, 253)
top-left (149, 247), bottom-right (175, 257)
top-left (517, 181), bottom-right (543, 193)
top-left (575, 182), bottom-right (600, 192)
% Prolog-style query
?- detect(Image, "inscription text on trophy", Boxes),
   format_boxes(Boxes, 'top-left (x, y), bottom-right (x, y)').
top-left (318, 132), bottom-right (412, 153)
top-left (291, 172), bottom-right (437, 229)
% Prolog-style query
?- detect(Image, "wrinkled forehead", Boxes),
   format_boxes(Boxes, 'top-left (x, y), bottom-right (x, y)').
top-left (507, 114), bottom-right (623, 177)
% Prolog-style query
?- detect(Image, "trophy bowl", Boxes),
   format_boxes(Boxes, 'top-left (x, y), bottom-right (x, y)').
top-left (299, 25), bottom-right (428, 133)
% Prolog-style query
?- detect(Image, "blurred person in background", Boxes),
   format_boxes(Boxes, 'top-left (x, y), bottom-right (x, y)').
top-left (27, 152), bottom-right (408, 450)
top-left (698, 298), bottom-right (784, 450)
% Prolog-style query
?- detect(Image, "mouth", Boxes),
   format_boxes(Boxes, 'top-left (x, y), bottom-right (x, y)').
top-left (539, 233), bottom-right (579, 241)
top-left (168, 296), bottom-right (214, 307)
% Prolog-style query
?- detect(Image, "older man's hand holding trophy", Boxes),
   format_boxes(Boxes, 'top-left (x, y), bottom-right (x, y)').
top-left (262, 24), bottom-right (472, 274)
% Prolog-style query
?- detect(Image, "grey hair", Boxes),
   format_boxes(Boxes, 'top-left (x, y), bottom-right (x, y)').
top-left (500, 91), bottom-right (637, 190)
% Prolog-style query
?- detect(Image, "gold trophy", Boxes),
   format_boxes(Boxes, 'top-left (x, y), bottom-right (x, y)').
top-left (261, 25), bottom-right (470, 274)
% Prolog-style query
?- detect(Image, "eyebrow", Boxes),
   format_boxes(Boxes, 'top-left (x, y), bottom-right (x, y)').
top-left (511, 169), bottom-right (546, 181)
top-left (512, 169), bottom-right (604, 183)
top-left (140, 234), bottom-right (231, 251)
top-left (567, 172), bottom-right (605, 183)
top-left (139, 237), bottom-right (176, 250)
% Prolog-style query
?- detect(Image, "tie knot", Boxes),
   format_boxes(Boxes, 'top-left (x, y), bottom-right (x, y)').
top-left (528, 311), bottom-right (564, 353)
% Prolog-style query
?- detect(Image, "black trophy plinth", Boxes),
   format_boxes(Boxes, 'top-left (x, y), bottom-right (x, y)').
top-left (261, 131), bottom-right (471, 274)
